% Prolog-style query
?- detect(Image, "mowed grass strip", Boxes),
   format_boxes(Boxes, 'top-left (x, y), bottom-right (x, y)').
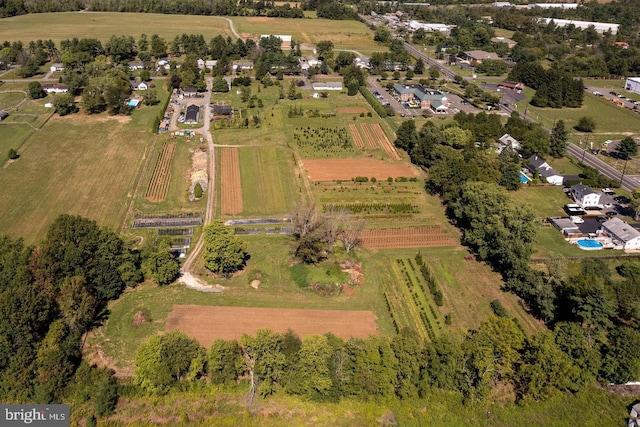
top-left (238, 146), bottom-right (300, 215)
top-left (0, 114), bottom-right (154, 244)
top-left (509, 186), bottom-right (568, 218)
top-left (0, 12), bottom-right (233, 43)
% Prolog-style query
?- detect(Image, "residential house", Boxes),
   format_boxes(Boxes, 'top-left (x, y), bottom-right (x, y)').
top-left (497, 133), bottom-right (521, 153)
top-left (232, 61), bottom-right (254, 71)
top-left (42, 84), bottom-right (69, 93)
top-left (393, 84), bottom-right (450, 112)
top-left (128, 61), bottom-right (144, 70)
top-left (300, 57), bottom-right (321, 71)
top-left (182, 87), bottom-right (198, 98)
top-left (354, 57), bottom-right (371, 69)
top-left (570, 184), bottom-right (601, 207)
top-left (461, 50), bottom-right (500, 64)
top-left (185, 105), bottom-right (200, 124)
top-left (49, 63), bottom-right (64, 72)
top-left (197, 59), bottom-right (205, 69)
top-left (492, 2), bottom-right (514, 7)
top-left (498, 81), bottom-right (524, 92)
top-left (629, 402), bottom-right (640, 427)
top-left (205, 60), bottom-right (217, 69)
top-left (601, 217), bottom-right (640, 250)
top-left (312, 82), bottom-right (343, 91)
top-left (491, 36), bottom-right (518, 48)
top-left (157, 58), bottom-right (170, 70)
top-left (527, 155), bottom-right (564, 185)
top-left (130, 81), bottom-right (148, 91)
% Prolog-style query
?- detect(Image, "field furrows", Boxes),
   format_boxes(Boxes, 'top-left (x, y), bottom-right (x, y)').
top-left (369, 123), bottom-right (400, 160)
top-left (360, 226), bottom-right (458, 249)
top-left (358, 123), bottom-right (378, 149)
top-left (145, 143), bottom-right (175, 202)
top-left (221, 147), bottom-right (243, 215)
top-left (348, 124), bottom-right (365, 149)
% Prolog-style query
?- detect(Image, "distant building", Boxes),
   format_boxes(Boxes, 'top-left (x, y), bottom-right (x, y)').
top-left (491, 36), bottom-right (518, 48)
top-left (158, 120), bottom-right (169, 133)
top-left (602, 217), bottom-right (640, 251)
top-left (626, 77), bottom-right (640, 95)
top-left (185, 104), bottom-right (200, 124)
top-left (354, 57), bottom-right (371, 69)
top-left (49, 63), bottom-right (64, 72)
top-left (393, 84), bottom-right (449, 113)
top-left (407, 21), bottom-right (454, 35)
top-left (213, 104), bottom-right (233, 116)
top-left (570, 184), bottom-right (601, 207)
top-left (182, 87), bottom-right (197, 98)
top-left (130, 81), bottom-right (148, 91)
top-left (492, 1), bottom-right (513, 7)
top-left (261, 34), bottom-right (292, 49)
top-left (312, 82), bottom-right (343, 91)
top-left (498, 81), bottom-right (524, 92)
top-left (497, 133), bottom-right (521, 153)
top-left (461, 50), bottom-right (500, 64)
top-left (529, 3), bottom-right (579, 9)
top-left (42, 84), bottom-right (69, 93)
top-left (232, 61), bottom-right (254, 71)
top-left (528, 155), bottom-right (564, 185)
top-left (541, 18), bottom-right (619, 35)
top-left (128, 61), bottom-right (144, 70)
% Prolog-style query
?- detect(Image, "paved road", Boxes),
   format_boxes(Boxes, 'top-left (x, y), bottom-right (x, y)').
top-left (567, 142), bottom-right (640, 191)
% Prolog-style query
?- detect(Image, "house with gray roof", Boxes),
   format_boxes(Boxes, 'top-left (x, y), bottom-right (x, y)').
top-left (393, 84), bottom-right (449, 112)
top-left (570, 184), bottom-right (601, 208)
top-left (527, 155), bottom-right (563, 185)
top-left (497, 133), bottom-right (520, 153)
top-left (602, 217), bottom-right (640, 250)
top-left (461, 50), bottom-right (500, 64)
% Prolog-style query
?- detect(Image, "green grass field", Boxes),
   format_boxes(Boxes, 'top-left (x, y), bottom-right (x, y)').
top-left (237, 145), bottom-right (302, 216)
top-left (510, 186), bottom-right (569, 218)
top-left (0, 12), bottom-right (233, 43)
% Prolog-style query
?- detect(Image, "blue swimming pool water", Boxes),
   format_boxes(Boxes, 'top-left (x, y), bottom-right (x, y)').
top-left (577, 239), bottom-right (603, 250)
top-left (128, 99), bottom-right (140, 107)
top-left (520, 172), bottom-right (531, 183)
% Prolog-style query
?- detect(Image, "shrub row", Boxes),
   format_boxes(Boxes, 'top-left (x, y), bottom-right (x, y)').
top-left (322, 203), bottom-right (418, 214)
top-left (359, 86), bottom-right (387, 118)
top-left (417, 255), bottom-right (444, 307)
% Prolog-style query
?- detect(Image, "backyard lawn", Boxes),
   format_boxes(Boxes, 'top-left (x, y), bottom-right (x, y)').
top-left (509, 186), bottom-right (568, 218)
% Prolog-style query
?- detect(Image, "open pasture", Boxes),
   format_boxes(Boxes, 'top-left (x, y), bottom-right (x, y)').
top-left (360, 226), bottom-right (458, 249)
top-left (336, 107), bottom-right (368, 114)
top-left (0, 12), bottom-right (233, 43)
top-left (144, 142), bottom-right (175, 202)
top-left (220, 147), bottom-right (243, 215)
top-left (165, 305), bottom-right (379, 345)
top-left (231, 16), bottom-right (377, 51)
top-left (303, 158), bottom-right (418, 181)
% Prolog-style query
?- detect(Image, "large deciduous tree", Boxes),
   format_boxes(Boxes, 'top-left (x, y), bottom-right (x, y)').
top-left (617, 136), bottom-right (638, 160)
top-left (203, 220), bottom-right (249, 275)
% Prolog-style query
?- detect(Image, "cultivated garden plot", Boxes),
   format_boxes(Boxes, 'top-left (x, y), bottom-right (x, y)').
top-left (360, 226), bottom-right (458, 249)
top-left (144, 142), bottom-right (175, 202)
top-left (165, 305), bottom-right (379, 346)
top-left (220, 147), bottom-right (243, 215)
top-left (292, 126), bottom-right (355, 158)
top-left (303, 158), bottom-right (418, 181)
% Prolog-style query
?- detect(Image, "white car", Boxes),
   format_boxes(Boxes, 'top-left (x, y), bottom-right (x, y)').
top-left (604, 203), bottom-right (613, 208)
top-left (570, 216), bottom-right (584, 224)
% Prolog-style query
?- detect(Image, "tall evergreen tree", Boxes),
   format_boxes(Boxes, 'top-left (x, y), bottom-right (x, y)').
top-left (550, 120), bottom-right (568, 158)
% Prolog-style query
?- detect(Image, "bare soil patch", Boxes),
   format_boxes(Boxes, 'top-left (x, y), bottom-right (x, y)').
top-left (131, 310), bottom-right (148, 327)
top-left (221, 147), bottom-right (243, 215)
top-left (165, 305), bottom-right (379, 345)
top-left (303, 158), bottom-right (418, 181)
top-left (336, 107), bottom-right (367, 114)
top-left (145, 142), bottom-right (175, 202)
top-left (247, 16), bottom-right (270, 21)
top-left (348, 123), bottom-right (365, 149)
top-left (360, 226), bottom-right (459, 249)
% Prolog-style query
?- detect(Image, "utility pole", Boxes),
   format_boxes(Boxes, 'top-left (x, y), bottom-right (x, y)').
top-left (620, 158), bottom-right (629, 186)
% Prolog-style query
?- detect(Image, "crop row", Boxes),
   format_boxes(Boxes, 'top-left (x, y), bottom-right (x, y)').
top-left (322, 203), bottom-right (419, 215)
top-left (145, 142), bottom-right (175, 202)
top-left (397, 259), bottom-right (438, 341)
top-left (413, 253), bottom-right (444, 306)
top-left (382, 279), bottom-right (425, 341)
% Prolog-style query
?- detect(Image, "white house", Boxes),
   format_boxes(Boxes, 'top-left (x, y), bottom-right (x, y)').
top-left (49, 63), bottom-right (64, 72)
top-left (312, 82), bottom-right (343, 91)
top-left (570, 184), bottom-right (601, 208)
top-left (232, 61), bottom-right (254, 71)
top-left (625, 77), bottom-right (640, 95)
top-left (131, 81), bottom-right (148, 91)
top-left (205, 60), bottom-right (217, 69)
top-left (492, 1), bottom-right (513, 7)
top-left (128, 61), bottom-right (144, 70)
top-left (497, 133), bottom-right (521, 153)
top-left (602, 217), bottom-right (640, 251)
top-left (42, 84), bottom-right (69, 93)
top-left (527, 155), bottom-right (564, 185)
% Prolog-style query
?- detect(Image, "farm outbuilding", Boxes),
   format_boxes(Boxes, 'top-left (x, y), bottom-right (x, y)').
top-left (0, 110), bottom-right (8, 121)
top-left (185, 105), bottom-right (200, 124)
top-left (312, 82), bottom-right (343, 91)
top-left (540, 18), bottom-right (619, 35)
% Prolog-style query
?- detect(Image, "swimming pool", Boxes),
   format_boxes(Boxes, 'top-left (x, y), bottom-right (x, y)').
top-left (128, 99), bottom-right (140, 108)
top-left (520, 172), bottom-right (531, 184)
top-left (577, 239), bottom-right (603, 250)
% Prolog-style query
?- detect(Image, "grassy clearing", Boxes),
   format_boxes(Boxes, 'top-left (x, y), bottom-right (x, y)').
top-left (0, 91), bottom-right (27, 110)
top-left (89, 234), bottom-right (395, 371)
top-left (236, 146), bottom-right (302, 216)
top-left (0, 12), bottom-right (233, 43)
top-left (231, 16), bottom-right (377, 51)
top-left (0, 125), bottom-right (33, 163)
top-left (510, 186), bottom-right (569, 218)
top-left (513, 91), bottom-right (640, 133)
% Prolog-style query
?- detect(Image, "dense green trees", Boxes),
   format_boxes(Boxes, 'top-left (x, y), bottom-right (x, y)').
top-left (617, 136), bottom-right (638, 160)
top-left (143, 238), bottom-right (180, 286)
top-left (203, 220), bottom-right (249, 275)
top-left (550, 120), bottom-right (568, 158)
top-left (28, 81), bottom-right (45, 99)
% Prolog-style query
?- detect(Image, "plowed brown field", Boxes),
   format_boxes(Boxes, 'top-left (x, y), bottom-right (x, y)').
top-left (221, 147), bottom-right (242, 215)
top-left (360, 226), bottom-right (458, 249)
top-left (165, 305), bottom-right (379, 345)
top-left (303, 158), bottom-right (418, 180)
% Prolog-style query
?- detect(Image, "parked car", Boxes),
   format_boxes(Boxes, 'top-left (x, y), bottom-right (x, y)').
top-left (593, 91), bottom-right (602, 96)
top-left (604, 203), bottom-right (613, 208)
top-left (606, 211), bottom-right (618, 216)
top-left (615, 196), bottom-right (630, 204)
top-left (602, 188), bottom-right (616, 195)
top-left (610, 91), bottom-right (619, 96)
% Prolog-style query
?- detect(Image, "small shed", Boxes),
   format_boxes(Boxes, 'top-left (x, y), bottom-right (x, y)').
top-left (0, 110), bottom-right (8, 121)
top-left (185, 105), bottom-right (200, 124)
top-left (213, 104), bottom-right (233, 116)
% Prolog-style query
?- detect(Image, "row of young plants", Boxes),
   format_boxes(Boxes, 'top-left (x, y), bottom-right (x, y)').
top-left (322, 202), bottom-right (419, 215)
top-left (415, 252), bottom-right (444, 306)
top-left (396, 258), bottom-right (441, 342)
top-left (382, 277), bottom-right (428, 342)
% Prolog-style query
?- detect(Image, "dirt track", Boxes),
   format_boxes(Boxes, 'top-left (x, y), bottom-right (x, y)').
top-left (303, 158), bottom-right (418, 181)
top-left (166, 305), bottom-right (379, 346)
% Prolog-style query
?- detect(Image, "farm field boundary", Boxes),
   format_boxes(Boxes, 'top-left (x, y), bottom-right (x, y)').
top-left (304, 158), bottom-right (418, 181)
top-left (360, 226), bottom-right (458, 249)
top-left (358, 123), bottom-right (378, 149)
top-left (165, 305), bottom-right (379, 346)
top-left (348, 123), bottom-right (365, 149)
top-left (221, 147), bottom-right (243, 215)
top-left (144, 142), bottom-right (175, 202)
top-left (368, 123), bottom-right (400, 160)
